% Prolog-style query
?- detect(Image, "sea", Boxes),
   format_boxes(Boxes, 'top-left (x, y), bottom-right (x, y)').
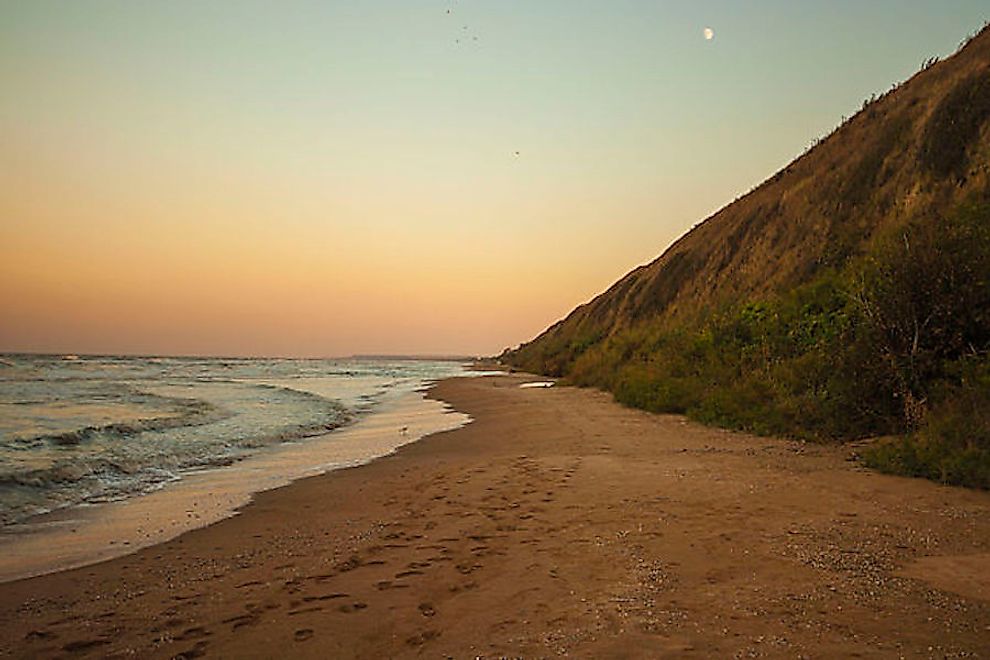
top-left (0, 354), bottom-right (476, 579)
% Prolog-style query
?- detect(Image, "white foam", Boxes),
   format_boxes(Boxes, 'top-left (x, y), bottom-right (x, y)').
top-left (0, 388), bottom-right (470, 583)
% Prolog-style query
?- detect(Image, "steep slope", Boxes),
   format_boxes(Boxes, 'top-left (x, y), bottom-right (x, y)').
top-left (510, 26), bottom-right (990, 377)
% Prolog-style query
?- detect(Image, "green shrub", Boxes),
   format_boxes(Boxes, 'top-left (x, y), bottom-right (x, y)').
top-left (688, 375), bottom-right (791, 437)
top-left (506, 201), bottom-right (990, 488)
top-left (613, 366), bottom-right (702, 414)
top-left (853, 201), bottom-right (990, 424)
top-left (864, 367), bottom-right (990, 489)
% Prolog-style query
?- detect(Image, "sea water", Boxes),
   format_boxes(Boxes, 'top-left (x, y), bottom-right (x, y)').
top-left (0, 355), bottom-right (468, 528)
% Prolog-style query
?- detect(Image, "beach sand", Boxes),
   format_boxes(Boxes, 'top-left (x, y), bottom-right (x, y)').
top-left (2, 373), bottom-right (989, 658)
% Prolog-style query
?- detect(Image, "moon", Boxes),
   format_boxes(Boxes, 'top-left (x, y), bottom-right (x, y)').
top-left (703, 27), bottom-right (715, 41)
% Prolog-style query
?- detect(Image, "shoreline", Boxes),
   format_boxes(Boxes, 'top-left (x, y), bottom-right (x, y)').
top-left (0, 385), bottom-right (470, 583)
top-left (2, 373), bottom-right (989, 657)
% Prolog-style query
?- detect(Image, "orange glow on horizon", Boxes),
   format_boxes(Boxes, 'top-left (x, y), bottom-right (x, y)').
top-left (3, 3), bottom-right (983, 356)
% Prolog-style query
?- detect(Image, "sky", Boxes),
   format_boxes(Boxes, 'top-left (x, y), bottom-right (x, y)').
top-left (1, 1), bottom-right (987, 357)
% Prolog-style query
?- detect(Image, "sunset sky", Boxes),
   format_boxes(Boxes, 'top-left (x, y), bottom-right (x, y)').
top-left (2, 1), bottom-right (987, 357)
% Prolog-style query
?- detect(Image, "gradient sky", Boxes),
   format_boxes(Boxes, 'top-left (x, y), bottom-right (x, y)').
top-left (2, 1), bottom-right (987, 357)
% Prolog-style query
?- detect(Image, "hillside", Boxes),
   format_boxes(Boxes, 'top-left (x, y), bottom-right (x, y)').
top-left (506, 25), bottom-right (990, 488)
top-left (510, 25), bottom-right (990, 377)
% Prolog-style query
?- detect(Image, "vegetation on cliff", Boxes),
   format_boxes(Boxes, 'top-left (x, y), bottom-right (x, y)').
top-left (505, 26), bottom-right (990, 488)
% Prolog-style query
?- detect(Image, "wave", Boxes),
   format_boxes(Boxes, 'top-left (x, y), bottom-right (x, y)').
top-left (0, 356), bottom-right (465, 528)
top-left (31, 398), bottom-right (223, 447)
top-left (0, 402), bottom-right (353, 526)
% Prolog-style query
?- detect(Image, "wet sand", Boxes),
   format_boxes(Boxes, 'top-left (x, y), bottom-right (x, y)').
top-left (2, 373), bottom-right (989, 658)
top-left (0, 391), bottom-right (467, 583)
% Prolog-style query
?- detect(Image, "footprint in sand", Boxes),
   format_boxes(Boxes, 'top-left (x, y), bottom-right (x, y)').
top-left (307, 573), bottom-right (336, 583)
top-left (428, 554), bottom-right (453, 563)
top-left (172, 592), bottom-right (203, 602)
top-left (235, 580), bottom-right (263, 589)
top-left (175, 626), bottom-right (211, 641)
top-left (376, 580), bottom-right (410, 590)
top-left (61, 638), bottom-right (110, 654)
top-left (405, 629), bottom-right (440, 647)
top-left (302, 593), bottom-right (348, 602)
top-left (288, 606), bottom-right (323, 616)
top-left (448, 580), bottom-right (479, 593)
top-left (172, 640), bottom-right (209, 659)
top-left (24, 630), bottom-right (57, 642)
top-left (221, 613), bottom-right (259, 631)
top-left (335, 556), bottom-right (363, 572)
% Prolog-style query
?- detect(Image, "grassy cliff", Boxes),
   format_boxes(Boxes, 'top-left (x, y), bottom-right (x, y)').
top-left (506, 25), bottom-right (990, 488)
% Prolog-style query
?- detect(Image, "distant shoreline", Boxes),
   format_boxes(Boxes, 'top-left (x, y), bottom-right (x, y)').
top-left (0, 351), bottom-right (480, 362)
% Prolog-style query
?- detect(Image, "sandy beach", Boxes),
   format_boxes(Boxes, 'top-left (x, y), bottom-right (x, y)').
top-left (2, 372), bottom-right (989, 658)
